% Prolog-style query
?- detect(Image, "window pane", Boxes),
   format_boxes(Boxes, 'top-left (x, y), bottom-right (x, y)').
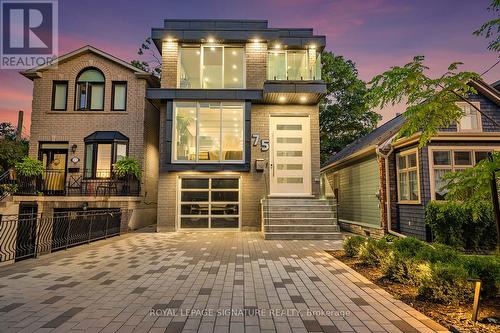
top-left (459, 104), bottom-right (479, 130)
top-left (475, 151), bottom-right (490, 163)
top-left (77, 83), bottom-right (87, 110)
top-left (399, 172), bottom-right (409, 200)
top-left (180, 217), bottom-right (208, 228)
top-left (224, 48), bottom-right (244, 88)
top-left (179, 47), bottom-right (201, 88)
top-left (113, 83), bottom-right (126, 110)
top-left (175, 103), bottom-right (197, 161)
top-left (397, 155), bottom-right (406, 169)
top-left (211, 217), bottom-right (238, 228)
top-left (268, 51), bottom-right (286, 80)
top-left (181, 203), bottom-right (209, 215)
top-left (78, 69), bottom-right (104, 82)
top-left (85, 144), bottom-right (93, 178)
top-left (454, 151), bottom-right (472, 166)
top-left (277, 177), bottom-right (303, 184)
top-left (287, 51), bottom-right (308, 80)
top-left (434, 169), bottom-right (451, 200)
top-left (211, 204), bottom-right (239, 215)
top-left (211, 191), bottom-right (238, 202)
top-left (222, 103), bottom-right (243, 161)
top-left (181, 178), bottom-right (209, 189)
top-left (277, 151), bottom-right (302, 157)
top-left (202, 46), bottom-right (223, 88)
top-left (408, 153), bottom-right (417, 168)
top-left (181, 191), bottom-right (209, 202)
top-left (96, 144), bottom-right (112, 178)
top-left (315, 51), bottom-right (321, 80)
top-left (409, 171), bottom-right (419, 201)
top-left (198, 103), bottom-right (221, 161)
top-left (433, 151), bottom-right (451, 165)
top-left (53, 83), bottom-right (67, 110)
top-left (90, 84), bottom-right (104, 110)
top-left (116, 144), bottom-right (127, 161)
top-left (212, 179), bottom-right (238, 189)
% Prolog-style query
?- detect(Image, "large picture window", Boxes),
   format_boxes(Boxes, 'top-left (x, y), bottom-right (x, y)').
top-left (76, 68), bottom-right (105, 111)
top-left (84, 131), bottom-right (129, 178)
top-left (179, 45), bottom-right (244, 89)
top-left (431, 148), bottom-right (494, 200)
top-left (173, 102), bottom-right (244, 163)
top-left (396, 149), bottom-right (420, 203)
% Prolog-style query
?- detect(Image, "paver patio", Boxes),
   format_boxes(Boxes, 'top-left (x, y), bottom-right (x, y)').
top-left (0, 228), bottom-right (448, 333)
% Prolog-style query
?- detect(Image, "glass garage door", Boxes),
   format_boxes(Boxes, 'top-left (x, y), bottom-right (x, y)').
top-left (178, 177), bottom-right (240, 229)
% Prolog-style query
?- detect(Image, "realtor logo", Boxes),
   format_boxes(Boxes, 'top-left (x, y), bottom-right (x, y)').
top-left (1, 0), bottom-right (58, 69)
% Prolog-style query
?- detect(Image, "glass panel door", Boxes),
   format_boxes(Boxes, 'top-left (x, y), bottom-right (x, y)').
top-left (179, 177), bottom-right (240, 229)
top-left (41, 149), bottom-right (68, 194)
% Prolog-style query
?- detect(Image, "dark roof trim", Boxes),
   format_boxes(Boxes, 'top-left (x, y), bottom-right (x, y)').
top-left (146, 88), bottom-right (263, 101)
top-left (84, 131), bottom-right (129, 142)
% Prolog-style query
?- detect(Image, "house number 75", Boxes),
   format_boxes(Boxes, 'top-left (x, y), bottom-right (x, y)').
top-left (252, 134), bottom-right (270, 152)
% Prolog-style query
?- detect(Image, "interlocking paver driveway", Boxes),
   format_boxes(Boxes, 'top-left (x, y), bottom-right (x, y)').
top-left (0, 229), bottom-right (448, 333)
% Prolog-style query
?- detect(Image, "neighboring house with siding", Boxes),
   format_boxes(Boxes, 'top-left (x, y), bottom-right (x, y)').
top-left (320, 79), bottom-right (500, 240)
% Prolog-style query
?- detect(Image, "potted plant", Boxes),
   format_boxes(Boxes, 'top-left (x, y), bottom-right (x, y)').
top-left (113, 157), bottom-right (141, 195)
top-left (14, 157), bottom-right (44, 194)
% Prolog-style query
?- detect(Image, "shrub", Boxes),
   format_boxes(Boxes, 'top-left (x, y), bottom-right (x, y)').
top-left (460, 255), bottom-right (500, 297)
top-left (425, 201), bottom-right (497, 251)
top-left (419, 262), bottom-right (473, 304)
top-left (343, 236), bottom-right (365, 257)
top-left (15, 157), bottom-right (43, 177)
top-left (113, 157), bottom-right (141, 179)
top-left (359, 238), bottom-right (392, 266)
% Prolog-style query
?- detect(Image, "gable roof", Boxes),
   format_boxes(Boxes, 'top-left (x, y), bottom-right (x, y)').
top-left (321, 78), bottom-right (500, 171)
top-left (20, 45), bottom-right (153, 80)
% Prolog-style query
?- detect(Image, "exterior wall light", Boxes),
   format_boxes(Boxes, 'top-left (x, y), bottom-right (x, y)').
top-left (71, 144), bottom-right (77, 153)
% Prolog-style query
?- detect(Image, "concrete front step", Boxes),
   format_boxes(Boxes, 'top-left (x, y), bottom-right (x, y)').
top-left (262, 205), bottom-right (333, 211)
top-left (264, 198), bottom-right (329, 205)
top-left (264, 211), bottom-right (335, 218)
top-left (263, 217), bottom-right (336, 225)
top-left (263, 232), bottom-right (343, 240)
top-left (264, 225), bottom-right (340, 233)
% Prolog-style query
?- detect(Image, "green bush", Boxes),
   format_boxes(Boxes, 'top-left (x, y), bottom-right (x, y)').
top-left (425, 201), bottom-right (497, 251)
top-left (359, 238), bottom-right (392, 266)
top-left (113, 157), bottom-right (141, 179)
top-left (419, 262), bottom-right (473, 304)
top-left (343, 235), bottom-right (365, 257)
top-left (461, 255), bottom-right (500, 297)
top-left (15, 157), bottom-right (43, 177)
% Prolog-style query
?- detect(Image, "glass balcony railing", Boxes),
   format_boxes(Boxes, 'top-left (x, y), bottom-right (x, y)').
top-left (267, 50), bottom-right (321, 81)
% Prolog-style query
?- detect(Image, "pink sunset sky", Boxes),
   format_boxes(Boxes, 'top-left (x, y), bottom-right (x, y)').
top-left (0, 0), bottom-right (498, 134)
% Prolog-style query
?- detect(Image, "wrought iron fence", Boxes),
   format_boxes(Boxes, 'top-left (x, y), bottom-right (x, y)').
top-left (0, 209), bottom-right (132, 263)
top-left (0, 169), bottom-right (140, 197)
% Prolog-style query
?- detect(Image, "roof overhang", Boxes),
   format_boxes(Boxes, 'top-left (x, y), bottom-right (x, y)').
top-left (263, 81), bottom-right (326, 104)
top-left (146, 88), bottom-right (263, 101)
top-left (320, 145), bottom-right (377, 172)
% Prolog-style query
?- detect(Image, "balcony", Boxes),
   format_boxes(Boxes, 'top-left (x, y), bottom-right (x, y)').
top-left (267, 49), bottom-right (321, 81)
top-left (0, 169), bottom-right (141, 198)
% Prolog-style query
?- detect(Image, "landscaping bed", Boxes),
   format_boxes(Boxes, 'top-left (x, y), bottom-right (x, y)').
top-left (328, 236), bottom-right (500, 333)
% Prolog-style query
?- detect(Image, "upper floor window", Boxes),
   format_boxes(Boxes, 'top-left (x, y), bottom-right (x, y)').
top-left (396, 149), bottom-right (420, 203)
top-left (268, 49), bottom-right (321, 81)
top-left (457, 102), bottom-right (481, 132)
top-left (179, 46), bottom-right (244, 89)
top-left (76, 68), bottom-right (105, 111)
top-left (51, 81), bottom-right (68, 111)
top-left (111, 81), bottom-right (127, 111)
top-left (173, 101), bottom-right (244, 163)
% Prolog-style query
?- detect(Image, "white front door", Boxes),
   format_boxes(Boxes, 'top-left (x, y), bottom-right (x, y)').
top-left (269, 116), bottom-right (311, 196)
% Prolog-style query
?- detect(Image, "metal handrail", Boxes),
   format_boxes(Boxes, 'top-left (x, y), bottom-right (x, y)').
top-left (0, 169), bottom-right (14, 201)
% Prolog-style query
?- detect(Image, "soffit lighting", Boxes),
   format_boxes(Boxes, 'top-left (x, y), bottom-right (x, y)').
top-left (208, 38), bottom-right (215, 43)
top-left (279, 96), bottom-right (286, 102)
top-left (300, 96), bottom-right (307, 103)
top-left (274, 44), bottom-right (281, 49)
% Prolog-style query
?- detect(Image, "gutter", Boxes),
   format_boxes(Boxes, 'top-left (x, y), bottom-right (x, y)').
top-left (375, 135), bottom-right (406, 238)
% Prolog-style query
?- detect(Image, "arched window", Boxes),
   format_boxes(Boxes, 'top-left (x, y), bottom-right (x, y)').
top-left (76, 68), bottom-right (105, 111)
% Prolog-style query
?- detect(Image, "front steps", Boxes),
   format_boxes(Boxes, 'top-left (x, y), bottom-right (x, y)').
top-left (262, 197), bottom-right (342, 240)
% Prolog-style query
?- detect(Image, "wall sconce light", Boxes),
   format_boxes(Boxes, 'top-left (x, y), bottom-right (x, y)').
top-left (71, 144), bottom-right (77, 153)
top-left (82, 202), bottom-right (88, 211)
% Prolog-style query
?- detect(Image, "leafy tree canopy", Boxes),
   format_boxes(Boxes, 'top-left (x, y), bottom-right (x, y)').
top-left (131, 38), bottom-right (162, 77)
top-left (0, 122), bottom-right (28, 172)
top-left (367, 56), bottom-right (481, 146)
top-left (474, 0), bottom-right (500, 52)
top-left (320, 52), bottom-right (381, 164)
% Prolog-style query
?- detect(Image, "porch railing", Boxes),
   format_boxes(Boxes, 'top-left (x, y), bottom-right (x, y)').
top-left (0, 169), bottom-right (140, 197)
top-left (0, 209), bottom-right (132, 263)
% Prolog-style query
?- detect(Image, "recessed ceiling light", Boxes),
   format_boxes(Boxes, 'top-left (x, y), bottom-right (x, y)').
top-left (232, 50), bottom-right (237, 55)
top-left (196, 50), bottom-right (200, 55)
top-left (300, 96), bottom-right (307, 102)
top-left (210, 47), bottom-right (215, 51)
top-left (233, 78), bottom-right (238, 82)
top-left (279, 96), bottom-right (286, 102)
top-left (310, 44), bottom-right (316, 49)
top-left (275, 44), bottom-right (281, 49)
top-left (208, 38), bottom-right (215, 43)
top-left (232, 65), bottom-right (237, 69)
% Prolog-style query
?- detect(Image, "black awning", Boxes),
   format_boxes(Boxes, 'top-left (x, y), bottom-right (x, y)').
top-left (84, 131), bottom-right (128, 142)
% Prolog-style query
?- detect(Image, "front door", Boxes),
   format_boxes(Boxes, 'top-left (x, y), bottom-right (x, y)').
top-left (40, 148), bottom-right (68, 194)
top-left (269, 116), bottom-right (311, 195)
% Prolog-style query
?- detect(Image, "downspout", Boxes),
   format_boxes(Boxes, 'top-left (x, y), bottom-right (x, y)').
top-left (375, 137), bottom-right (406, 238)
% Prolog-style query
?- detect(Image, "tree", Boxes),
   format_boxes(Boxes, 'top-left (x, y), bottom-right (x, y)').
top-left (131, 38), bottom-right (161, 77)
top-left (0, 122), bottom-right (28, 172)
top-left (473, 0), bottom-right (500, 52)
top-left (320, 52), bottom-right (381, 163)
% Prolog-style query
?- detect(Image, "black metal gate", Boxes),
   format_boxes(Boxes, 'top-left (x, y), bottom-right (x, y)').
top-left (15, 203), bottom-right (38, 261)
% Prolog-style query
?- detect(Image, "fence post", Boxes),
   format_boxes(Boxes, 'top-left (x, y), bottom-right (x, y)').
top-left (65, 214), bottom-right (71, 250)
top-left (88, 214), bottom-right (93, 244)
top-left (105, 213), bottom-right (109, 239)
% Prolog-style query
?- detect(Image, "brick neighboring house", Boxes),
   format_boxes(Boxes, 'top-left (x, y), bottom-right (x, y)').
top-left (1, 46), bottom-right (160, 230)
top-left (320, 79), bottom-right (500, 240)
top-left (146, 19), bottom-right (340, 238)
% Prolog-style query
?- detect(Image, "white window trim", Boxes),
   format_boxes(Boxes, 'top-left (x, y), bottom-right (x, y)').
top-left (176, 175), bottom-right (241, 230)
top-left (428, 146), bottom-right (500, 200)
top-left (177, 44), bottom-right (246, 89)
top-left (456, 101), bottom-right (482, 133)
top-left (396, 148), bottom-right (421, 204)
top-left (172, 101), bottom-right (245, 164)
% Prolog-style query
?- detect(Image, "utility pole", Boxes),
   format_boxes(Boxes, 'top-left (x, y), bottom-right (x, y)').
top-left (488, 152), bottom-right (500, 254)
top-left (16, 110), bottom-right (24, 141)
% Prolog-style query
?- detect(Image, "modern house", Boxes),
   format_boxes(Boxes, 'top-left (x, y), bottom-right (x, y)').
top-left (1, 46), bottom-right (160, 230)
top-left (146, 19), bottom-right (340, 238)
top-left (321, 79), bottom-right (500, 240)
